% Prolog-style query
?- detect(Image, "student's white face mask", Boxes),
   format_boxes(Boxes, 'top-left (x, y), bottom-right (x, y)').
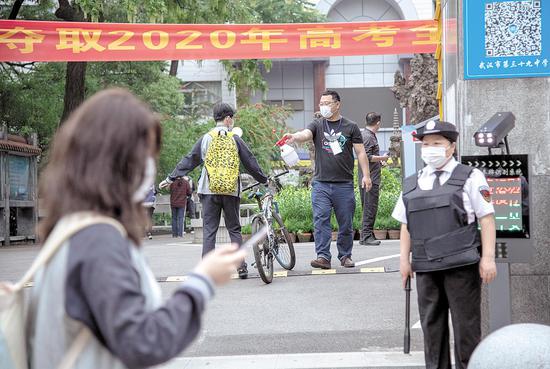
top-left (132, 157), bottom-right (156, 203)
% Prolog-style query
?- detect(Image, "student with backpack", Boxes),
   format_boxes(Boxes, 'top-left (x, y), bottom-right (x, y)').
top-left (159, 103), bottom-right (268, 279)
top-left (0, 89), bottom-right (246, 369)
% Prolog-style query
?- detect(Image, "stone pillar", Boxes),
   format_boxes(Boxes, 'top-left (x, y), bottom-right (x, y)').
top-left (445, 0), bottom-right (550, 329)
top-left (313, 61), bottom-right (327, 108)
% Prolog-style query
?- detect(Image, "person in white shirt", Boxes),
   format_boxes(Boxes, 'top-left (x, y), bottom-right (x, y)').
top-left (392, 119), bottom-right (497, 369)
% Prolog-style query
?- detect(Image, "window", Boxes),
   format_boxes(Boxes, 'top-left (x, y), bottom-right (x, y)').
top-left (265, 100), bottom-right (305, 111)
top-left (181, 82), bottom-right (222, 117)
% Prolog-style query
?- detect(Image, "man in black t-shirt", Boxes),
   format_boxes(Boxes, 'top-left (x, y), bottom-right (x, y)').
top-left (284, 90), bottom-right (372, 269)
top-left (359, 112), bottom-right (389, 245)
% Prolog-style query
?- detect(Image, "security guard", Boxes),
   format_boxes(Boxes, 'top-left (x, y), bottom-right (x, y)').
top-left (392, 119), bottom-right (497, 369)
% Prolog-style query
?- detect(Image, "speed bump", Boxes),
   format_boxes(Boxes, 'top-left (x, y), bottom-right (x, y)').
top-left (360, 267), bottom-right (386, 273)
top-left (311, 269), bottom-right (337, 275)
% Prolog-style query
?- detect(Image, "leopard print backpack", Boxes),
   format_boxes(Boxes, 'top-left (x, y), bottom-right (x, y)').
top-left (204, 129), bottom-right (240, 194)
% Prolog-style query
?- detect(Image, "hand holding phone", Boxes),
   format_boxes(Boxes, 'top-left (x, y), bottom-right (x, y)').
top-left (240, 226), bottom-right (269, 249)
top-left (192, 226), bottom-right (268, 286)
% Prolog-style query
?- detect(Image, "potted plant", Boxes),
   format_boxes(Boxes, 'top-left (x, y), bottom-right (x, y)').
top-left (276, 186), bottom-right (313, 243)
top-left (330, 213), bottom-right (338, 241)
top-left (353, 190), bottom-right (362, 240)
top-left (241, 224), bottom-right (252, 242)
top-left (373, 216), bottom-right (389, 240)
top-left (296, 229), bottom-right (312, 243)
top-left (387, 217), bottom-right (401, 240)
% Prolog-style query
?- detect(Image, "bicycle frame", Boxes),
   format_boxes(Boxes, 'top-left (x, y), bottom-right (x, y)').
top-left (251, 188), bottom-right (276, 252)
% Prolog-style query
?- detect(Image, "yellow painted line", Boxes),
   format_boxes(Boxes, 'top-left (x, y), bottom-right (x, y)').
top-left (273, 271), bottom-right (288, 278)
top-left (230, 273), bottom-right (240, 279)
top-left (24, 282), bottom-right (33, 288)
top-left (166, 276), bottom-right (187, 282)
top-left (311, 269), bottom-right (337, 275)
top-left (360, 267), bottom-right (386, 273)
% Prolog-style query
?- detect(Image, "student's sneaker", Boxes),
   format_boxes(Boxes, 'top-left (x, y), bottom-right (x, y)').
top-left (147, 232), bottom-right (152, 240)
top-left (237, 264), bottom-right (248, 279)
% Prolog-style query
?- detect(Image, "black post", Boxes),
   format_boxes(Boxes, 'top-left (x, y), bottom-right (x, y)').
top-left (404, 276), bottom-right (411, 354)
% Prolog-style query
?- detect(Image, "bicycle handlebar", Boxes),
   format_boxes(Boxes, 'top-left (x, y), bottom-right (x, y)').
top-left (242, 170), bottom-right (289, 193)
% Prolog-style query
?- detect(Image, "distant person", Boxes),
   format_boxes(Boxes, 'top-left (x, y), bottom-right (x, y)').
top-left (29, 88), bottom-right (246, 369)
top-left (168, 176), bottom-right (191, 237)
top-left (283, 90), bottom-right (372, 269)
top-left (184, 175), bottom-right (197, 233)
top-left (160, 103), bottom-right (268, 279)
top-left (143, 186), bottom-right (156, 239)
top-left (392, 119), bottom-right (497, 369)
top-left (359, 112), bottom-right (389, 245)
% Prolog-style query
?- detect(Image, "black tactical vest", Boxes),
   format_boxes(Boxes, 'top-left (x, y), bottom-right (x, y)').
top-left (402, 164), bottom-right (481, 272)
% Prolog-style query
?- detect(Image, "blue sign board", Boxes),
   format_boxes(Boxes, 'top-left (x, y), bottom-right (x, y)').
top-left (464, 0), bottom-right (550, 79)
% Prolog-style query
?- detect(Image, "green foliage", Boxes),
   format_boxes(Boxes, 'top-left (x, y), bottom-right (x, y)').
top-left (0, 62), bottom-right (65, 149)
top-left (0, 61), bottom-right (183, 151)
top-left (276, 186), bottom-right (313, 233)
top-left (241, 224), bottom-right (252, 235)
top-left (158, 117), bottom-right (212, 184)
top-left (234, 103), bottom-right (291, 173)
top-left (250, 0), bottom-right (324, 23)
top-left (374, 168), bottom-right (402, 229)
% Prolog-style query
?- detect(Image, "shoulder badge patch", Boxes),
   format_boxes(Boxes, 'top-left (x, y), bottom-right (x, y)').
top-left (479, 185), bottom-right (492, 203)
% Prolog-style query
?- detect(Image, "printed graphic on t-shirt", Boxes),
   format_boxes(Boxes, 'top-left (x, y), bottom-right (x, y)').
top-left (322, 129), bottom-right (347, 154)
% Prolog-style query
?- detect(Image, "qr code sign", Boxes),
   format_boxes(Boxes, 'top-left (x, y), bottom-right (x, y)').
top-left (485, 1), bottom-right (542, 57)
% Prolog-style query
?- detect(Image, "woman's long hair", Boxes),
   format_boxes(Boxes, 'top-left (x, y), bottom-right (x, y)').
top-left (39, 88), bottom-right (161, 244)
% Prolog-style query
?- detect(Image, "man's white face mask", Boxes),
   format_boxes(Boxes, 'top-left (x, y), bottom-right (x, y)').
top-left (320, 105), bottom-right (332, 118)
top-left (132, 157), bottom-right (156, 203)
top-left (421, 146), bottom-right (450, 169)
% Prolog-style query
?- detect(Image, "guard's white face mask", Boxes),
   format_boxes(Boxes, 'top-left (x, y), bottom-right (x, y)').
top-left (320, 105), bottom-right (333, 118)
top-left (132, 157), bottom-right (156, 203)
top-left (421, 146), bottom-right (450, 169)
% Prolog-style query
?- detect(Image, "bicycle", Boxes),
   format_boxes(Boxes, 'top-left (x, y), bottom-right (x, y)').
top-left (243, 171), bottom-right (296, 284)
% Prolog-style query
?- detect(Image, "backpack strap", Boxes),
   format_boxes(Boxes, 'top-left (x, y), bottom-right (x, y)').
top-left (208, 128), bottom-right (234, 139)
top-left (13, 212), bottom-right (126, 291)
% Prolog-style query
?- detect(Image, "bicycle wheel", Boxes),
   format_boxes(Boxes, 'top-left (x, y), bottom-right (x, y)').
top-left (272, 212), bottom-right (296, 270)
top-left (251, 216), bottom-right (273, 284)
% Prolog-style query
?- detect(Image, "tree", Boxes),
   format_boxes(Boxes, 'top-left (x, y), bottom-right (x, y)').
top-left (391, 53), bottom-right (439, 124)
top-left (222, 0), bottom-right (324, 105)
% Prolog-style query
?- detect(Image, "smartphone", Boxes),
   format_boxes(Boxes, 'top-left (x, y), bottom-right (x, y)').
top-left (240, 226), bottom-right (269, 249)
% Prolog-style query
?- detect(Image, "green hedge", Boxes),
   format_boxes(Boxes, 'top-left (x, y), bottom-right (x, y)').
top-left (276, 167), bottom-right (402, 233)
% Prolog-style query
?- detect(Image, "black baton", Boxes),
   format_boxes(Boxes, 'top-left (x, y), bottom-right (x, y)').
top-left (404, 276), bottom-right (411, 354)
top-left (403, 276), bottom-right (411, 354)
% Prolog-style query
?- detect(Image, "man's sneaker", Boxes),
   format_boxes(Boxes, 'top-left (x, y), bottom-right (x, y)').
top-left (147, 232), bottom-right (152, 240)
top-left (359, 236), bottom-right (381, 246)
top-left (310, 257), bottom-right (331, 269)
top-left (237, 265), bottom-right (248, 279)
top-left (340, 256), bottom-right (355, 268)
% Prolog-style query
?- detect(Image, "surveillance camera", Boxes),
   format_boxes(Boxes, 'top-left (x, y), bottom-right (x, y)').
top-left (474, 112), bottom-right (515, 148)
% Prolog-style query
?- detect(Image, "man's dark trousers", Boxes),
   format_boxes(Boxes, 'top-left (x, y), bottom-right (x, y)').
top-left (200, 194), bottom-right (243, 261)
top-left (416, 263), bottom-right (481, 369)
top-left (360, 183), bottom-right (379, 241)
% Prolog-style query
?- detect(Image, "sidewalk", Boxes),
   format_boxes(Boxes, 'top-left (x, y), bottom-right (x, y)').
top-left (159, 351), bottom-right (428, 369)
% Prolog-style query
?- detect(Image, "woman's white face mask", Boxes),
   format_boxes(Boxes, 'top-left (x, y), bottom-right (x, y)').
top-left (132, 157), bottom-right (156, 203)
top-left (421, 146), bottom-right (451, 169)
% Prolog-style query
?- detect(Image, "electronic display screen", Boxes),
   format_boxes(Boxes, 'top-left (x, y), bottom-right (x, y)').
top-left (462, 154), bottom-right (529, 239)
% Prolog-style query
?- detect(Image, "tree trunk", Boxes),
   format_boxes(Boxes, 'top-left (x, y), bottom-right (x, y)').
top-left (8, 0), bottom-right (25, 19)
top-left (60, 62), bottom-right (87, 123)
top-left (56, 0), bottom-right (87, 125)
top-left (169, 60), bottom-right (179, 76)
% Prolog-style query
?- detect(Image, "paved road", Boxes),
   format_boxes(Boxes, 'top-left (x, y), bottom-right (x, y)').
top-left (0, 236), bottom-right (429, 368)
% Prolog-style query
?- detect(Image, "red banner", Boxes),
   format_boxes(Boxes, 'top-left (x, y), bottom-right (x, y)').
top-left (0, 19), bottom-right (437, 62)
